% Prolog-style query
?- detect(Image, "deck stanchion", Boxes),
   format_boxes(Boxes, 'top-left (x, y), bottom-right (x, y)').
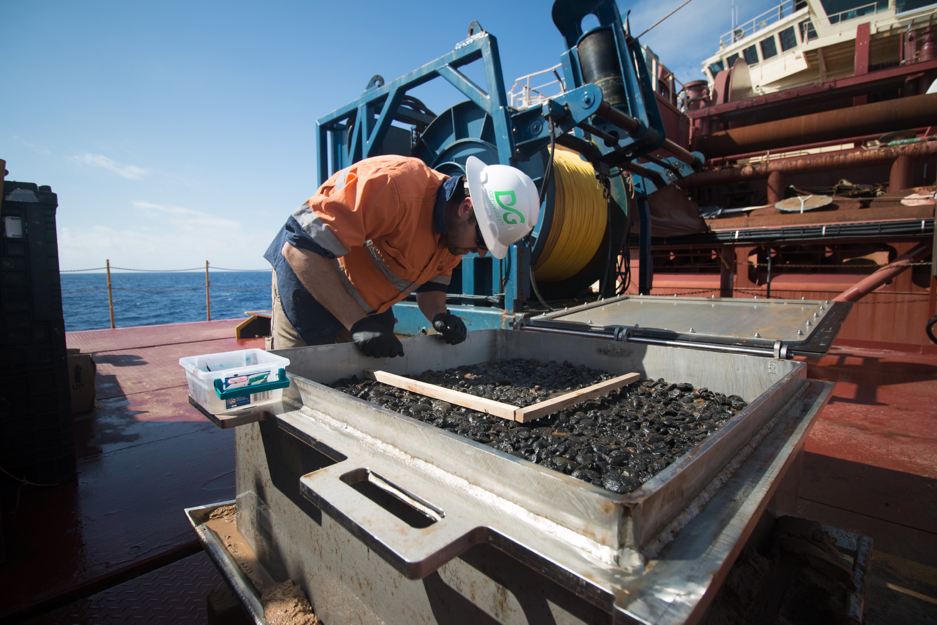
top-left (106, 259), bottom-right (115, 329)
top-left (205, 261), bottom-right (211, 321)
top-left (766, 243), bottom-right (773, 299)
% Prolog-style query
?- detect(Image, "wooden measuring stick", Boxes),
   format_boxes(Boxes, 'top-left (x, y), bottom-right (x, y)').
top-left (513, 372), bottom-right (642, 423)
top-left (366, 370), bottom-right (642, 424)
top-left (365, 370), bottom-right (520, 421)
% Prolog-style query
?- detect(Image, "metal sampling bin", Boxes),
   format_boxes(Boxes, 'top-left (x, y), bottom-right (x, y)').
top-left (186, 297), bottom-right (848, 625)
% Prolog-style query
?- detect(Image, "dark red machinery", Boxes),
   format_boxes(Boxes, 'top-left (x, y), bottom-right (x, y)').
top-left (631, 19), bottom-right (937, 354)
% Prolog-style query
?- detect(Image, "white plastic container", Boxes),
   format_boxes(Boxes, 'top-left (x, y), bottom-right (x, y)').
top-left (179, 349), bottom-right (290, 414)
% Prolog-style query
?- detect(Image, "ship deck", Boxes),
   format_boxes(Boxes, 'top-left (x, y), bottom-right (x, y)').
top-left (1, 320), bottom-right (935, 624)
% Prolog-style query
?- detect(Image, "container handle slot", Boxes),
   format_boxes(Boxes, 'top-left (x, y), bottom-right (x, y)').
top-left (299, 463), bottom-right (484, 579)
top-left (340, 468), bottom-right (444, 528)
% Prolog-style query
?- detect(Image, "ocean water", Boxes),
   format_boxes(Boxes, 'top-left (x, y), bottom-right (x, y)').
top-left (60, 271), bottom-right (273, 332)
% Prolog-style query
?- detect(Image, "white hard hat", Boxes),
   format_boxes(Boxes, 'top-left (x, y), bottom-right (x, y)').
top-left (465, 156), bottom-right (540, 259)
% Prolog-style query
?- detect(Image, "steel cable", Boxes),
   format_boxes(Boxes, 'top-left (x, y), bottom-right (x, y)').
top-left (0, 465), bottom-right (59, 513)
top-left (109, 287), bottom-right (202, 293)
top-left (634, 0), bottom-right (696, 39)
top-left (61, 265), bottom-right (268, 272)
top-left (109, 266), bottom-right (204, 272)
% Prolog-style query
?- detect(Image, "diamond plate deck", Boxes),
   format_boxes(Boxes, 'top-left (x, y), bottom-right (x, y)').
top-left (23, 552), bottom-right (224, 625)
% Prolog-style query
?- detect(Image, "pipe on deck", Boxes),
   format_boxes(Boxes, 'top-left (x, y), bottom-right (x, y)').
top-left (696, 93), bottom-right (937, 157)
top-left (767, 170), bottom-right (785, 205)
top-left (595, 101), bottom-right (703, 170)
top-left (890, 155), bottom-right (914, 192)
top-left (833, 243), bottom-right (931, 302)
top-left (680, 139), bottom-right (937, 186)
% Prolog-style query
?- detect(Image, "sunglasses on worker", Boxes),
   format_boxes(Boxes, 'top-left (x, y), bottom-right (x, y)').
top-left (475, 223), bottom-right (488, 251)
top-left (464, 176), bottom-right (488, 252)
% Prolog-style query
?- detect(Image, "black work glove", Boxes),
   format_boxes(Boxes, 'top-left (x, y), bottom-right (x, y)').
top-left (351, 316), bottom-right (404, 358)
top-left (432, 312), bottom-right (467, 345)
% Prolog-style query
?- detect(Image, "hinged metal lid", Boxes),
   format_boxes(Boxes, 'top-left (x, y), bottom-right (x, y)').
top-left (518, 295), bottom-right (852, 359)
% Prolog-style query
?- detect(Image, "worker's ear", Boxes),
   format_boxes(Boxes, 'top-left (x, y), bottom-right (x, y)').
top-left (459, 197), bottom-right (474, 219)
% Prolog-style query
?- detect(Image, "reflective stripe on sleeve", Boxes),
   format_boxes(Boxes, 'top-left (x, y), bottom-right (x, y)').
top-left (334, 167), bottom-right (351, 192)
top-left (426, 274), bottom-right (451, 286)
top-left (292, 204), bottom-right (350, 257)
top-left (364, 241), bottom-right (416, 294)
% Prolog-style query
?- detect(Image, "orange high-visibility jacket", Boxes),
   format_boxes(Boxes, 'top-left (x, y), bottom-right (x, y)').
top-left (292, 156), bottom-right (461, 314)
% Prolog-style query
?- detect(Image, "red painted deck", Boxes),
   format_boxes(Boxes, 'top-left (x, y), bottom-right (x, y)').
top-left (1, 322), bottom-right (935, 623)
top-left (800, 346), bottom-right (937, 563)
top-left (798, 347), bottom-right (937, 623)
top-left (0, 320), bottom-right (262, 624)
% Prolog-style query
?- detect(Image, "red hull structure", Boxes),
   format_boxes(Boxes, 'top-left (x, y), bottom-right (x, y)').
top-left (630, 6), bottom-right (937, 354)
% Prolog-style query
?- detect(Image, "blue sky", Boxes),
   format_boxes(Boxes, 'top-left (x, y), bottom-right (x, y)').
top-left (2, 0), bottom-right (775, 271)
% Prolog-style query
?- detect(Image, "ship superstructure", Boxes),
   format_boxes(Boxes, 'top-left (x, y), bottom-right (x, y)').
top-left (701, 0), bottom-right (937, 96)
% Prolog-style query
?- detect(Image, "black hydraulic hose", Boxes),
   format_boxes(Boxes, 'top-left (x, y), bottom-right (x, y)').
top-left (554, 133), bottom-right (602, 162)
top-left (616, 215), bottom-right (632, 296)
top-left (529, 120), bottom-right (557, 312)
top-left (636, 195), bottom-right (653, 294)
top-left (927, 315), bottom-right (937, 346)
top-left (529, 259), bottom-right (552, 312)
top-left (618, 172), bottom-right (633, 296)
top-left (538, 120), bottom-right (557, 210)
top-left (599, 191), bottom-right (614, 297)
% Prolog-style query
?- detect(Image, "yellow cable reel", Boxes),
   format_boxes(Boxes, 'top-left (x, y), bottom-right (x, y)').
top-left (532, 147), bottom-right (607, 282)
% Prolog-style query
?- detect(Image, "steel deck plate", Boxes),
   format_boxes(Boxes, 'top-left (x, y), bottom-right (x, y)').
top-left (527, 295), bottom-right (851, 357)
top-left (23, 552), bottom-right (223, 625)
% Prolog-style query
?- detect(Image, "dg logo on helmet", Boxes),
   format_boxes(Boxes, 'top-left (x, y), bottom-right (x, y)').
top-left (466, 156), bottom-right (540, 259)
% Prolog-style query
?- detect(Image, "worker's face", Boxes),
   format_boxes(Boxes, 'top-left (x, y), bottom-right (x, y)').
top-left (447, 198), bottom-right (488, 257)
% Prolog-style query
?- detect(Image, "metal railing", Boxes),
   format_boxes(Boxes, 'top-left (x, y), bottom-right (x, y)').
top-left (61, 260), bottom-right (270, 328)
top-left (718, 0), bottom-right (802, 48)
top-left (509, 53), bottom-right (685, 111)
top-left (509, 64), bottom-right (566, 110)
top-left (826, 1), bottom-right (888, 24)
top-left (622, 284), bottom-right (929, 304)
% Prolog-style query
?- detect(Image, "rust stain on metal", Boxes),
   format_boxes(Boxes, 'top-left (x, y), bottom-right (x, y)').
top-left (683, 139), bottom-right (937, 186)
top-left (696, 93), bottom-right (937, 157)
top-left (599, 498), bottom-right (617, 515)
top-left (706, 202), bottom-right (932, 230)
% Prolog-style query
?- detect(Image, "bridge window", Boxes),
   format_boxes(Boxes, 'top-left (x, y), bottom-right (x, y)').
top-left (761, 36), bottom-right (778, 60)
top-left (896, 0), bottom-right (937, 13)
top-left (726, 53), bottom-right (740, 68)
top-left (821, 0), bottom-right (888, 23)
top-left (800, 19), bottom-right (818, 41)
top-left (743, 45), bottom-right (760, 65)
top-left (708, 60), bottom-right (725, 76)
top-left (779, 26), bottom-right (798, 52)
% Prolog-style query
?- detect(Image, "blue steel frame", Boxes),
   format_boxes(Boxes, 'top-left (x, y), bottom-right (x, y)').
top-left (314, 29), bottom-right (606, 331)
top-left (313, 1), bottom-right (702, 333)
top-left (315, 31), bottom-right (521, 331)
top-left (316, 32), bottom-right (516, 181)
